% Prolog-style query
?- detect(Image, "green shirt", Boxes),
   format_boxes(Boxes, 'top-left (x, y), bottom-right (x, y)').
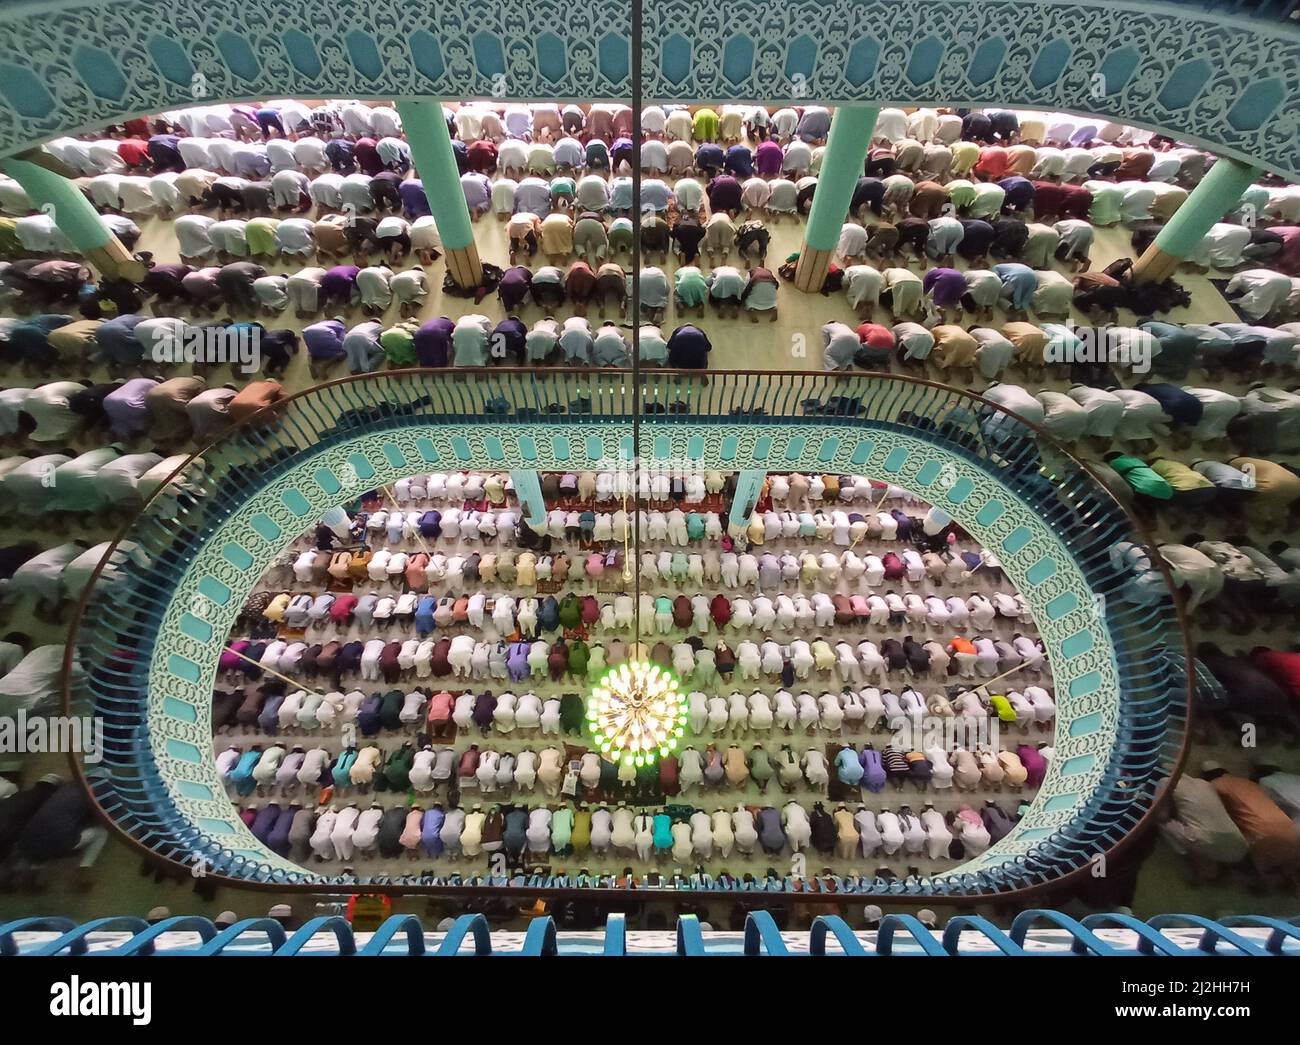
top-left (946, 179), bottom-right (976, 211)
top-left (989, 695), bottom-right (1016, 722)
top-left (331, 751), bottom-right (354, 788)
top-left (558, 593), bottom-right (582, 630)
top-left (0, 218), bottom-right (19, 258)
top-left (686, 512), bottom-right (705, 540)
top-left (1087, 182), bottom-right (1122, 225)
top-left (380, 690), bottom-right (404, 730)
top-left (245, 217), bottom-right (279, 256)
top-left (385, 745), bottom-right (414, 790)
top-left (693, 109), bottom-right (719, 141)
top-left (675, 268), bottom-right (708, 307)
top-left (598, 757), bottom-right (619, 789)
top-left (550, 807), bottom-right (574, 849)
top-left (608, 218), bottom-right (634, 248)
top-left (1109, 454), bottom-right (1173, 499)
top-left (380, 322), bottom-right (418, 366)
top-left (568, 639), bottom-right (590, 676)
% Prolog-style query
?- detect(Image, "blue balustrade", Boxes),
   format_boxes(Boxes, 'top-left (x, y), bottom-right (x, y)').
top-left (2, 912), bottom-right (1295, 955)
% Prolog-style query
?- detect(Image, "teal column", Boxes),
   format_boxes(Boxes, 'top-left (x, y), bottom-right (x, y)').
top-left (395, 99), bottom-right (482, 287)
top-left (1134, 157), bottom-right (1262, 283)
top-left (3, 157), bottom-right (143, 280)
top-left (794, 105), bottom-right (879, 292)
top-left (4, 157), bottom-right (111, 250)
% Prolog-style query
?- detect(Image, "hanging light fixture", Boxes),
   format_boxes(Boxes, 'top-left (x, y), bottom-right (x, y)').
top-left (586, 661), bottom-right (687, 767)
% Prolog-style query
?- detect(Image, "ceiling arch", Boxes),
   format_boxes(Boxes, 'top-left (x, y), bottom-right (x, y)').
top-left (0, 0), bottom-right (1297, 177)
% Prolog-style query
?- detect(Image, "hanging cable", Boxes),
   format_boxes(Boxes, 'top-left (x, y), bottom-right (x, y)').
top-left (630, 0), bottom-right (644, 657)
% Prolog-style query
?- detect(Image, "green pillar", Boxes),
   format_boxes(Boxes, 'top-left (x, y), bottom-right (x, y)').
top-left (395, 99), bottom-right (482, 287)
top-left (5, 157), bottom-right (111, 249)
top-left (794, 105), bottom-right (879, 292)
top-left (1134, 157), bottom-right (1262, 283)
top-left (3, 157), bottom-right (144, 280)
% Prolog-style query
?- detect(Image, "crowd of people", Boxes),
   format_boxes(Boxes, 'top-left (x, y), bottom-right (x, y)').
top-left (212, 469), bottom-right (1053, 874)
top-left (4, 99), bottom-right (1300, 382)
top-left (0, 99), bottom-right (1298, 900)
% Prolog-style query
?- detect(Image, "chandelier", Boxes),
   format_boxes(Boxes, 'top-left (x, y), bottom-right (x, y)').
top-left (587, 661), bottom-right (687, 767)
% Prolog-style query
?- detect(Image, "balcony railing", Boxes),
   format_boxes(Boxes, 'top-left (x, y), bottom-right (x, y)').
top-left (63, 368), bottom-right (1192, 903)
top-left (4, 911), bottom-right (1296, 956)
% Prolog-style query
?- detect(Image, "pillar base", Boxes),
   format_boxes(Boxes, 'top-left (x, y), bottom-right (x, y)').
top-left (87, 239), bottom-right (147, 283)
top-left (793, 246), bottom-right (834, 293)
top-left (444, 244), bottom-right (483, 290)
top-left (1132, 244), bottom-right (1181, 285)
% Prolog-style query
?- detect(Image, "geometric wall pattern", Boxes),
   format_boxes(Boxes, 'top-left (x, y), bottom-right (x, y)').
top-left (1, 1), bottom-right (1300, 177)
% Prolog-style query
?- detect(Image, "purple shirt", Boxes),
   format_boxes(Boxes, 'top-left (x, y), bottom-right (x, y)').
top-left (998, 176), bottom-right (1035, 211)
top-left (666, 325), bottom-right (711, 369)
top-left (724, 145), bottom-right (754, 177)
top-left (707, 175), bottom-right (742, 212)
top-left (1018, 744), bottom-right (1048, 788)
top-left (103, 378), bottom-right (159, 438)
top-left (755, 141), bottom-right (784, 176)
top-left (414, 317), bottom-right (456, 367)
top-left (399, 179), bottom-right (431, 219)
top-left (303, 319), bottom-right (347, 360)
top-left (219, 640), bottom-right (250, 673)
top-left (147, 134), bottom-right (183, 172)
top-left (923, 267), bottom-right (967, 307)
top-left (460, 173), bottom-right (491, 210)
top-left (498, 266), bottom-right (534, 311)
top-left (320, 265), bottom-right (359, 303)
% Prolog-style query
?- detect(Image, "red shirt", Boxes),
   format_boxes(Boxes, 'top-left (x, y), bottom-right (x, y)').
top-left (672, 595), bottom-right (693, 627)
top-left (857, 323), bottom-right (895, 350)
top-left (974, 146), bottom-right (1008, 180)
top-left (427, 691), bottom-right (454, 723)
top-left (713, 643), bottom-right (736, 671)
top-left (1252, 649), bottom-right (1300, 700)
top-left (353, 137), bottom-right (382, 175)
top-left (380, 642), bottom-right (403, 682)
top-left (430, 638), bottom-right (452, 677)
top-left (710, 594), bottom-right (732, 627)
top-left (117, 139), bottom-right (150, 168)
top-left (881, 552), bottom-right (906, 580)
top-left (405, 553), bottom-right (429, 590)
top-left (659, 755), bottom-right (680, 796)
top-left (329, 594), bottom-right (358, 623)
top-left (1059, 184), bottom-right (1094, 220)
top-left (467, 139), bottom-right (499, 174)
top-left (1031, 181), bottom-right (1066, 217)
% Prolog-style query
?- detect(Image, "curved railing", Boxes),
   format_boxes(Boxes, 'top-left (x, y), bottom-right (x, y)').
top-left (64, 368), bottom-right (1192, 903)
top-left (5, 911), bottom-right (1296, 956)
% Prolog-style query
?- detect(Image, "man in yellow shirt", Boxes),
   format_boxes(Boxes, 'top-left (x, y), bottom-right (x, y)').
top-left (1149, 458), bottom-right (1218, 511)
